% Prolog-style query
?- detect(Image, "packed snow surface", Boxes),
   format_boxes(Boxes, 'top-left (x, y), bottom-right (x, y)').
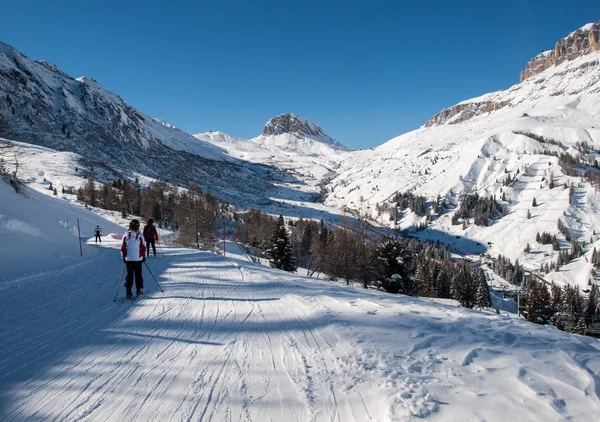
top-left (1, 181), bottom-right (600, 422)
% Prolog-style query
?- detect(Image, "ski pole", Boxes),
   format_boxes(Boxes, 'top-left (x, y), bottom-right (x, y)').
top-left (157, 241), bottom-right (166, 258)
top-left (143, 261), bottom-right (164, 292)
top-left (113, 264), bottom-right (126, 302)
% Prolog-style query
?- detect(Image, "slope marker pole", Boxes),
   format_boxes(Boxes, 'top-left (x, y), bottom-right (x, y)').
top-left (77, 218), bottom-right (83, 257)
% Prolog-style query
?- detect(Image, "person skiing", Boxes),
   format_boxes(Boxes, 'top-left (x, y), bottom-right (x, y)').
top-left (120, 219), bottom-right (146, 298)
top-left (143, 218), bottom-right (160, 257)
top-left (94, 225), bottom-right (102, 243)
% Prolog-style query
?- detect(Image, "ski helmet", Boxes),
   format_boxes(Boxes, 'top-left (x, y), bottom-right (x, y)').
top-left (129, 219), bottom-right (140, 230)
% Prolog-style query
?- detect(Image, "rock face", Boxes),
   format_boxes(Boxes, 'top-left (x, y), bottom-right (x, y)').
top-left (262, 113), bottom-right (348, 151)
top-left (520, 21), bottom-right (600, 81)
top-left (424, 100), bottom-right (510, 127)
top-left (424, 21), bottom-right (600, 127)
top-left (264, 113), bottom-right (326, 138)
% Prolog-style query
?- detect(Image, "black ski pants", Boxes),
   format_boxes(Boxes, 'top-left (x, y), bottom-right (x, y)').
top-left (95, 234), bottom-right (101, 243)
top-left (125, 261), bottom-right (144, 291)
top-left (146, 239), bottom-right (156, 257)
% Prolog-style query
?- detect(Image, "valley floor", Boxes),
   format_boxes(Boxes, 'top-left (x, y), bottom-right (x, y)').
top-left (1, 239), bottom-right (600, 421)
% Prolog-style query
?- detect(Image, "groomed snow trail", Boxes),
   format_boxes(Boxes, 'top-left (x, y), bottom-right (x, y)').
top-left (0, 243), bottom-right (375, 421)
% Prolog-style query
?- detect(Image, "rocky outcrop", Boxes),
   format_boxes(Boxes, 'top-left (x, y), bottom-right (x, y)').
top-left (261, 113), bottom-right (348, 151)
top-left (263, 113), bottom-right (327, 138)
top-left (423, 100), bottom-right (510, 127)
top-left (520, 21), bottom-right (600, 81)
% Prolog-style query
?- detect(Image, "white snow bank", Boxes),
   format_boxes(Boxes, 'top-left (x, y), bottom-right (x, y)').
top-left (0, 180), bottom-right (124, 282)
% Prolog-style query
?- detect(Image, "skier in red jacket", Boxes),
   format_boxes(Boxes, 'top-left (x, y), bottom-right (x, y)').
top-left (143, 218), bottom-right (160, 258)
top-left (120, 219), bottom-right (146, 298)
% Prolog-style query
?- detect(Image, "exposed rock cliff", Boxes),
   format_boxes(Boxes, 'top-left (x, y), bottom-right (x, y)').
top-left (520, 21), bottom-right (600, 81)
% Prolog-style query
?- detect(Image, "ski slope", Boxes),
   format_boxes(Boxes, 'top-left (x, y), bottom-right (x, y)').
top-left (1, 183), bottom-right (600, 421)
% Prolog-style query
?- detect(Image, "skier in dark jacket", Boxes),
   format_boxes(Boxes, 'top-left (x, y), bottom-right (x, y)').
top-left (143, 218), bottom-right (160, 257)
top-left (120, 219), bottom-right (146, 298)
top-left (94, 225), bottom-right (102, 243)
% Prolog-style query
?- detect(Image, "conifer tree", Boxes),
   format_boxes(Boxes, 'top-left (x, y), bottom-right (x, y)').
top-left (268, 215), bottom-right (297, 272)
top-left (436, 265), bottom-right (452, 299)
top-left (584, 284), bottom-right (599, 326)
top-left (373, 237), bottom-right (413, 294)
top-left (524, 280), bottom-right (553, 324)
top-left (475, 270), bottom-right (491, 309)
top-left (84, 176), bottom-right (97, 207)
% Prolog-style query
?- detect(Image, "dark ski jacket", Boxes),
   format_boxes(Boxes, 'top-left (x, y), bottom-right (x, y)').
top-left (143, 223), bottom-right (159, 242)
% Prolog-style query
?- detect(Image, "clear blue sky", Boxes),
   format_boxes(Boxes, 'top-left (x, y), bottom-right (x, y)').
top-left (1, 0), bottom-right (598, 149)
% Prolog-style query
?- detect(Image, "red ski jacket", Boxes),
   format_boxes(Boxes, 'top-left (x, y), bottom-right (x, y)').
top-left (143, 224), bottom-right (159, 242)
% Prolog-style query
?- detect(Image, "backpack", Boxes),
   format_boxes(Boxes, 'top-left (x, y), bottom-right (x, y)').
top-left (95, 227), bottom-right (101, 235)
top-left (144, 225), bottom-right (154, 237)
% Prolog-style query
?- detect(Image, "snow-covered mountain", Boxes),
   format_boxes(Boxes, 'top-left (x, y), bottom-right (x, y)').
top-left (0, 41), bottom-right (291, 207)
top-left (325, 21), bottom-right (600, 290)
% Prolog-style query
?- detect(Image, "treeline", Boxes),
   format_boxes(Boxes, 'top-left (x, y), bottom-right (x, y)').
top-left (76, 177), bottom-right (225, 248)
top-left (451, 193), bottom-right (503, 227)
top-left (240, 210), bottom-right (491, 308)
top-left (513, 131), bottom-right (567, 149)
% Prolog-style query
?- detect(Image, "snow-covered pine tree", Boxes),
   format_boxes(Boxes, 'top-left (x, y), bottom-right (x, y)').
top-left (524, 280), bottom-right (553, 324)
top-left (475, 269), bottom-right (491, 309)
top-left (373, 237), bottom-right (413, 294)
top-left (268, 215), bottom-right (297, 272)
top-left (415, 260), bottom-right (431, 297)
top-left (451, 263), bottom-right (476, 308)
top-left (561, 285), bottom-right (584, 333)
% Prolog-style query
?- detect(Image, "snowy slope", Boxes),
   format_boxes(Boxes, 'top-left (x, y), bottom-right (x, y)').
top-left (1, 180), bottom-right (600, 422)
top-left (326, 50), bottom-right (600, 290)
top-left (0, 180), bottom-right (125, 281)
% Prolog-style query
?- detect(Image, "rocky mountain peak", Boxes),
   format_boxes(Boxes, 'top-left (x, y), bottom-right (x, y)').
top-left (261, 113), bottom-right (348, 151)
top-left (263, 113), bottom-right (327, 138)
top-left (520, 21), bottom-right (600, 81)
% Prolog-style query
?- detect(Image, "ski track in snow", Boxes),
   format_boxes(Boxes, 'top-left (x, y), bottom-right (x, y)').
top-left (1, 238), bottom-right (600, 421)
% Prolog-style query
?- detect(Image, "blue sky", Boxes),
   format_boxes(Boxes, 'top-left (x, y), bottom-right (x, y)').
top-left (1, 0), bottom-right (598, 149)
